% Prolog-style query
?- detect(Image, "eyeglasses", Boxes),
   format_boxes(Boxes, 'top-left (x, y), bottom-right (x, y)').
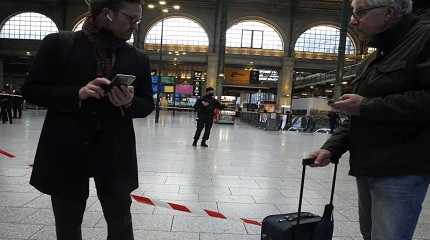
top-left (118, 10), bottom-right (142, 25)
top-left (352, 5), bottom-right (388, 20)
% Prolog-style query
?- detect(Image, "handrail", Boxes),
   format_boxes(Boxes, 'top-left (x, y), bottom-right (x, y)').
top-left (294, 63), bottom-right (360, 88)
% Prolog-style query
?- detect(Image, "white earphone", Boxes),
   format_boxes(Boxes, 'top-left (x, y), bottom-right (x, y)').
top-left (106, 15), bottom-right (113, 22)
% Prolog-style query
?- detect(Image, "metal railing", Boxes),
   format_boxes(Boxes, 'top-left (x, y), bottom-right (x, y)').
top-left (294, 63), bottom-right (360, 88)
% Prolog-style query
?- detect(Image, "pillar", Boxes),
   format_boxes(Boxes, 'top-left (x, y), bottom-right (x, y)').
top-left (206, 53), bottom-right (218, 92)
top-left (277, 57), bottom-right (295, 110)
top-left (0, 60), bottom-right (4, 90)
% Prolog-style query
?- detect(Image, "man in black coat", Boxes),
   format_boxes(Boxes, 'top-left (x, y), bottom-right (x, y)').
top-left (22, 0), bottom-right (154, 239)
top-left (309, 0), bottom-right (430, 239)
top-left (0, 92), bottom-right (13, 124)
top-left (192, 87), bottom-right (221, 147)
top-left (12, 91), bottom-right (23, 119)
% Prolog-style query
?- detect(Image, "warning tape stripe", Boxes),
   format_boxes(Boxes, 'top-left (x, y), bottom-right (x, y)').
top-left (131, 194), bottom-right (262, 226)
top-left (0, 149), bottom-right (15, 158)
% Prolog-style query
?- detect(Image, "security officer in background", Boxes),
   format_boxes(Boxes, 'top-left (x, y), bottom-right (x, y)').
top-left (192, 87), bottom-right (221, 147)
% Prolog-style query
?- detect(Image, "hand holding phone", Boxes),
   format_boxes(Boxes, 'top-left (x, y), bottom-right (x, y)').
top-left (103, 74), bottom-right (136, 92)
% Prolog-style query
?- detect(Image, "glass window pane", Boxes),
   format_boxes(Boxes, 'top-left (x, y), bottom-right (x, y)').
top-left (294, 25), bottom-right (356, 55)
top-left (144, 17), bottom-right (209, 46)
top-left (226, 20), bottom-right (283, 50)
top-left (252, 30), bottom-right (263, 49)
top-left (0, 12), bottom-right (59, 40)
top-left (241, 30), bottom-right (252, 48)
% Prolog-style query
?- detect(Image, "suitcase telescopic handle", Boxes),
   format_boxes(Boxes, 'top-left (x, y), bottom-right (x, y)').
top-left (297, 157), bottom-right (339, 225)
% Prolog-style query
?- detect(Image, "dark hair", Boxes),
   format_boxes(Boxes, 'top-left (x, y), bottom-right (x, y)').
top-left (206, 87), bottom-right (215, 92)
top-left (89, 0), bottom-right (142, 15)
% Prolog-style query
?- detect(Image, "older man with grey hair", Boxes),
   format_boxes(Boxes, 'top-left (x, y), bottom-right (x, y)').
top-left (309, 0), bottom-right (430, 239)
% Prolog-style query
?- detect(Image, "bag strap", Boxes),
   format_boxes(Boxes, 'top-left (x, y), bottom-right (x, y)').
top-left (296, 158), bottom-right (338, 225)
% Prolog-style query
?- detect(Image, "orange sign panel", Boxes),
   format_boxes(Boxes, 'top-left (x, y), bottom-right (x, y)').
top-left (224, 68), bottom-right (250, 86)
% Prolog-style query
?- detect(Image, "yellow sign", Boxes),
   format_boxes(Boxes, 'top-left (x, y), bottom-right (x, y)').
top-left (164, 86), bottom-right (174, 93)
top-left (224, 68), bottom-right (250, 86)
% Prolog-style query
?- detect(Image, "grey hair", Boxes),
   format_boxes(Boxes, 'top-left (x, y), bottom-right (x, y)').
top-left (366, 0), bottom-right (413, 15)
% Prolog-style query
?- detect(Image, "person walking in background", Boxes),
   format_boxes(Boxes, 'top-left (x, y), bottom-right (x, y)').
top-left (22, 0), bottom-right (154, 239)
top-left (12, 90), bottom-right (23, 119)
top-left (192, 87), bottom-right (221, 147)
top-left (309, 0), bottom-right (430, 239)
top-left (328, 111), bottom-right (340, 134)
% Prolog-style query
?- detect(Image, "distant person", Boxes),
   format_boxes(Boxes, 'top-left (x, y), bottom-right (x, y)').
top-left (12, 90), bottom-right (23, 119)
top-left (0, 93), bottom-right (13, 124)
top-left (303, 115), bottom-right (315, 132)
top-left (192, 87), bottom-right (221, 147)
top-left (328, 111), bottom-right (340, 133)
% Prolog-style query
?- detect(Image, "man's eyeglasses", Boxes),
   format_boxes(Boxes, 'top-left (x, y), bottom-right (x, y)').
top-left (118, 11), bottom-right (142, 25)
top-left (352, 6), bottom-right (388, 20)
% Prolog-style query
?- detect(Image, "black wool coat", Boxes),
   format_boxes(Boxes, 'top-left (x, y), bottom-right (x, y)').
top-left (23, 31), bottom-right (154, 196)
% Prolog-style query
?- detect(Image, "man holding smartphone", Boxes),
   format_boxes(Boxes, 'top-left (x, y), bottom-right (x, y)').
top-left (309, 0), bottom-right (430, 239)
top-left (22, 0), bottom-right (154, 239)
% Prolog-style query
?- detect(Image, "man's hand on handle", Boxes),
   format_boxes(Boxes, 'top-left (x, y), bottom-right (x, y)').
top-left (308, 149), bottom-right (332, 167)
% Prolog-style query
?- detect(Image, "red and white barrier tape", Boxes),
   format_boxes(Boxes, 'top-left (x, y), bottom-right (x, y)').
top-left (0, 148), bottom-right (15, 158)
top-left (131, 194), bottom-right (262, 226)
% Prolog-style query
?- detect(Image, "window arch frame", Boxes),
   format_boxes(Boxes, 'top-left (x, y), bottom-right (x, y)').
top-left (0, 11), bottom-right (59, 40)
top-left (143, 15), bottom-right (211, 52)
top-left (226, 18), bottom-right (285, 51)
top-left (294, 23), bottom-right (358, 58)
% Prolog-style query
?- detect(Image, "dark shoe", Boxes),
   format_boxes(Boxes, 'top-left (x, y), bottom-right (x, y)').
top-left (201, 141), bottom-right (208, 147)
top-left (192, 140), bottom-right (198, 147)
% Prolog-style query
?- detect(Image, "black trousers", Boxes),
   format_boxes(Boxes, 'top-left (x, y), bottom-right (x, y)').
top-left (193, 119), bottom-right (213, 141)
top-left (13, 104), bottom-right (22, 118)
top-left (1, 106), bottom-right (12, 124)
top-left (51, 178), bottom-right (134, 240)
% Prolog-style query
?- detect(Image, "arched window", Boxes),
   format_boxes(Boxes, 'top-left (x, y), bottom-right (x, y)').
top-left (295, 25), bottom-right (356, 55)
top-left (0, 12), bottom-right (59, 40)
top-left (145, 17), bottom-right (209, 47)
top-left (226, 20), bottom-right (283, 50)
top-left (73, 17), bottom-right (134, 44)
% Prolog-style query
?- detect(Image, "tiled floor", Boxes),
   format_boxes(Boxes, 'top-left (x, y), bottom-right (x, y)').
top-left (0, 110), bottom-right (429, 240)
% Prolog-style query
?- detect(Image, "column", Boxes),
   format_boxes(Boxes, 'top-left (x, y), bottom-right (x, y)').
top-left (206, 53), bottom-right (219, 92)
top-left (277, 57), bottom-right (295, 109)
top-left (213, 0), bottom-right (227, 97)
top-left (0, 60), bottom-right (4, 90)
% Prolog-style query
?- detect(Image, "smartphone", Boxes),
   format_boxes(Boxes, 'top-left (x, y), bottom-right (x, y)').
top-left (104, 74), bottom-right (136, 92)
top-left (111, 74), bottom-right (136, 86)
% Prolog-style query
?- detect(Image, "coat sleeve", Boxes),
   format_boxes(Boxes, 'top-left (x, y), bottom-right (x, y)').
top-left (124, 53), bottom-right (155, 118)
top-left (194, 99), bottom-right (202, 111)
top-left (359, 39), bottom-right (430, 124)
top-left (22, 33), bottom-right (81, 112)
top-left (214, 99), bottom-right (222, 110)
top-left (321, 124), bottom-right (350, 159)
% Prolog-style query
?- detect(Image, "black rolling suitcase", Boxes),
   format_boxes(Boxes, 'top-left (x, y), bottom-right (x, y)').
top-left (261, 158), bottom-right (339, 240)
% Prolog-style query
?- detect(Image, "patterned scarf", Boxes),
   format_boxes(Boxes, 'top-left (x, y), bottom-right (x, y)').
top-left (82, 16), bottom-right (126, 79)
